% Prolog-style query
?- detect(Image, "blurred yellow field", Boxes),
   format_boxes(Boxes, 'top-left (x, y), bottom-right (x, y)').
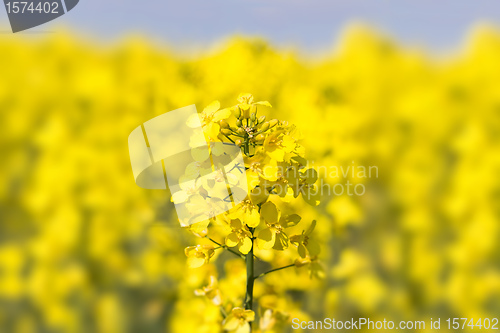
top-left (0, 25), bottom-right (499, 332)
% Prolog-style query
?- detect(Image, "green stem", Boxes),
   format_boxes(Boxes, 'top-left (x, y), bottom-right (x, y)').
top-left (220, 306), bottom-right (228, 319)
top-left (243, 132), bottom-right (254, 322)
top-left (223, 133), bottom-right (236, 144)
top-left (244, 228), bottom-right (255, 311)
top-left (254, 264), bottom-right (295, 279)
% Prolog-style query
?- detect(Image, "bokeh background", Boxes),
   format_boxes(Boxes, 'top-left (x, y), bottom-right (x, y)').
top-left (1, 1), bottom-right (500, 332)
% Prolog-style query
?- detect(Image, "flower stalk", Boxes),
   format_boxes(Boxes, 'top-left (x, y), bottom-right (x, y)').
top-left (244, 229), bottom-right (255, 311)
top-left (255, 264), bottom-right (295, 279)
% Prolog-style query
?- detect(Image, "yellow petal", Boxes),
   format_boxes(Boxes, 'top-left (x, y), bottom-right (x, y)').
top-left (222, 315), bottom-right (240, 331)
top-left (189, 220), bottom-right (210, 235)
top-left (302, 186), bottom-right (321, 206)
top-left (302, 168), bottom-right (318, 184)
top-left (261, 202), bottom-right (278, 223)
top-left (307, 240), bottom-right (321, 256)
top-left (184, 246), bottom-right (197, 258)
top-left (205, 122), bottom-right (220, 140)
top-left (194, 288), bottom-right (205, 296)
top-left (203, 100), bottom-right (220, 115)
top-left (186, 113), bottom-right (202, 128)
top-left (245, 209), bottom-right (261, 228)
top-left (298, 243), bottom-right (307, 258)
top-left (267, 148), bottom-right (285, 162)
top-left (171, 191), bottom-right (189, 204)
top-left (249, 186), bottom-right (269, 205)
top-left (242, 309), bottom-right (255, 321)
top-left (212, 108), bottom-right (232, 122)
top-left (191, 146), bottom-right (210, 162)
top-left (226, 232), bottom-right (240, 248)
top-left (238, 237), bottom-right (252, 254)
top-left (230, 219), bottom-right (243, 230)
top-left (310, 262), bottom-right (326, 279)
top-left (280, 214), bottom-right (301, 228)
top-left (262, 164), bottom-right (279, 181)
top-left (238, 103), bottom-right (251, 111)
top-left (246, 171), bottom-right (261, 189)
top-left (235, 322), bottom-right (251, 333)
top-left (273, 232), bottom-right (289, 251)
top-left (254, 101), bottom-right (272, 108)
top-left (237, 93), bottom-right (254, 104)
top-left (256, 228), bottom-right (276, 250)
top-left (281, 135), bottom-right (296, 153)
top-left (184, 163), bottom-right (201, 179)
top-left (187, 257), bottom-right (206, 268)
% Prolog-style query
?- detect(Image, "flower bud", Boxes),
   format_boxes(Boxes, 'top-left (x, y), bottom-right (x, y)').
top-left (220, 119), bottom-right (230, 129)
top-left (221, 128), bottom-right (232, 136)
top-left (233, 107), bottom-right (242, 119)
top-left (255, 134), bottom-right (266, 142)
top-left (258, 115), bottom-right (266, 124)
top-left (237, 127), bottom-right (246, 136)
top-left (242, 108), bottom-right (250, 119)
top-left (250, 113), bottom-right (257, 122)
top-left (235, 139), bottom-right (242, 147)
top-left (236, 119), bottom-right (242, 127)
top-left (259, 122), bottom-right (270, 132)
top-left (269, 119), bottom-right (279, 128)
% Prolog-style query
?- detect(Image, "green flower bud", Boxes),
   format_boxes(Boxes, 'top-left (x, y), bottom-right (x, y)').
top-left (260, 122), bottom-right (270, 132)
top-left (269, 119), bottom-right (279, 128)
top-left (221, 128), bottom-right (232, 136)
top-left (255, 134), bottom-right (266, 142)
top-left (233, 107), bottom-right (242, 119)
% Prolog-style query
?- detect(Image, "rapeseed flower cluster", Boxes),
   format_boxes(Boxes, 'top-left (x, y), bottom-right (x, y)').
top-left (182, 94), bottom-right (322, 332)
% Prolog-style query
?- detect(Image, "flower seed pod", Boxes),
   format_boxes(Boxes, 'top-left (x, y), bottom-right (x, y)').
top-left (269, 119), bottom-right (279, 128)
top-left (220, 119), bottom-right (230, 129)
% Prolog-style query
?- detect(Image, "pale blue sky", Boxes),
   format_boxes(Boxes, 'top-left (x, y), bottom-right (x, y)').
top-left (2, 0), bottom-right (500, 52)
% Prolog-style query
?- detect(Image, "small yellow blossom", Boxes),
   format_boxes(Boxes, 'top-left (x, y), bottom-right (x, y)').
top-left (184, 245), bottom-right (215, 268)
top-left (290, 220), bottom-right (320, 258)
top-left (194, 276), bottom-right (223, 306)
top-left (222, 307), bottom-right (255, 333)
top-left (225, 219), bottom-right (253, 255)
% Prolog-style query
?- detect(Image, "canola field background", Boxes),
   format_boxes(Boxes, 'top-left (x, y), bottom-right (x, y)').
top-left (1, 25), bottom-right (500, 332)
